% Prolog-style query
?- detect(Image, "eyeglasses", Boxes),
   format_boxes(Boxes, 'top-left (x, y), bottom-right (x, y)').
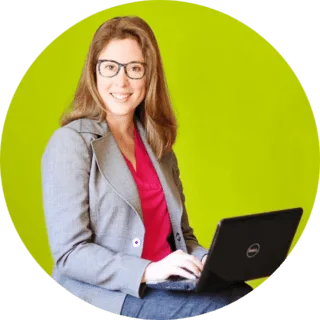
top-left (97, 59), bottom-right (146, 80)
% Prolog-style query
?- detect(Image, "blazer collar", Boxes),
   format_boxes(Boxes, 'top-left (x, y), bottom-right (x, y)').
top-left (76, 117), bottom-right (183, 227)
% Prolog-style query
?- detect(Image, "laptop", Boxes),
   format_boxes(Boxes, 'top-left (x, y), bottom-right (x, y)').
top-left (146, 207), bottom-right (303, 292)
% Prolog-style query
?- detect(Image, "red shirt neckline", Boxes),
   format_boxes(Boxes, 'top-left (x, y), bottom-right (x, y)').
top-left (122, 126), bottom-right (138, 174)
top-left (122, 125), bottom-right (173, 262)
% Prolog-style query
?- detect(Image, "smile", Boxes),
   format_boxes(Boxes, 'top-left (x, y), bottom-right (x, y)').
top-left (110, 93), bottom-right (132, 101)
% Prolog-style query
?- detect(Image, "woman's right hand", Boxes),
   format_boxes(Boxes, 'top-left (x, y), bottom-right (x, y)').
top-left (141, 249), bottom-right (204, 283)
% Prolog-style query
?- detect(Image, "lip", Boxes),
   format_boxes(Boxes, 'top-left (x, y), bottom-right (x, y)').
top-left (110, 92), bottom-right (133, 95)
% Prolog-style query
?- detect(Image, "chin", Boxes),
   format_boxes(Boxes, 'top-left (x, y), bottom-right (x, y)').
top-left (105, 105), bottom-right (137, 117)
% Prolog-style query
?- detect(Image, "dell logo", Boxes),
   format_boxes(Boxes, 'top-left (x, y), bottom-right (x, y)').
top-left (247, 243), bottom-right (260, 258)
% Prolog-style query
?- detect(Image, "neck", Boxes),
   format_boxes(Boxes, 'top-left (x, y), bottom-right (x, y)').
top-left (106, 112), bottom-right (135, 139)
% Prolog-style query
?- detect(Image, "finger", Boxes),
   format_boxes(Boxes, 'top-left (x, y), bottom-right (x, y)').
top-left (178, 260), bottom-right (202, 278)
top-left (186, 254), bottom-right (204, 272)
top-left (202, 255), bottom-right (208, 265)
top-left (170, 266), bottom-right (198, 280)
top-left (171, 251), bottom-right (203, 272)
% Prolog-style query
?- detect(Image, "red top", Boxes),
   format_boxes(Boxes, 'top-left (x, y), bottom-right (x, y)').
top-left (122, 126), bottom-right (173, 262)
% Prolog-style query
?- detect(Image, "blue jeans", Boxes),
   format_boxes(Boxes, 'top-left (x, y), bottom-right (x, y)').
top-left (121, 282), bottom-right (252, 319)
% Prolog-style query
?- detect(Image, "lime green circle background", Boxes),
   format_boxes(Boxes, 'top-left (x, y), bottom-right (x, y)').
top-left (1, 0), bottom-right (319, 290)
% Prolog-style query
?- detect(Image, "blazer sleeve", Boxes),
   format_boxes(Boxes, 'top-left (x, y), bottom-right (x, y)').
top-left (171, 151), bottom-right (208, 262)
top-left (41, 127), bottom-right (151, 298)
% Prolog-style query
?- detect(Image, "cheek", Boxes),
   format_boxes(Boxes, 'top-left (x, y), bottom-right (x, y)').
top-left (96, 79), bottom-right (103, 94)
top-left (136, 81), bottom-right (146, 98)
top-left (97, 80), bottom-right (110, 98)
top-left (140, 86), bottom-right (146, 98)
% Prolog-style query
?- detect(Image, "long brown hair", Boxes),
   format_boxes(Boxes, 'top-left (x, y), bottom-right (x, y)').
top-left (60, 16), bottom-right (177, 159)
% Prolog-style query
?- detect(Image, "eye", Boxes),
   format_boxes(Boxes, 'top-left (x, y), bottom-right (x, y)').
top-left (104, 64), bottom-right (116, 70)
top-left (129, 64), bottom-right (142, 72)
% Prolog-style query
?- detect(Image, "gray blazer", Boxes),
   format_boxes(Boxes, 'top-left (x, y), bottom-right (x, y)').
top-left (41, 117), bottom-right (208, 314)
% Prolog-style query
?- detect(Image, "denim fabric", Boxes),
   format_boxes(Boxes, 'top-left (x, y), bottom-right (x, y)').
top-left (120, 282), bottom-right (252, 319)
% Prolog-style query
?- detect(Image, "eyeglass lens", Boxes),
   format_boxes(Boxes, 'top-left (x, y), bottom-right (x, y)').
top-left (99, 61), bottom-right (145, 79)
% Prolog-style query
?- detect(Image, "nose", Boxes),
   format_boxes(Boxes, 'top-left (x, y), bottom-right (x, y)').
top-left (114, 66), bottom-right (129, 87)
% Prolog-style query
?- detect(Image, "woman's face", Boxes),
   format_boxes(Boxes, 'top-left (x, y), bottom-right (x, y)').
top-left (96, 38), bottom-right (146, 117)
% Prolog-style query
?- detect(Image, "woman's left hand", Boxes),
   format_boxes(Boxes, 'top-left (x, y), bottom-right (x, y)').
top-left (201, 254), bottom-right (208, 265)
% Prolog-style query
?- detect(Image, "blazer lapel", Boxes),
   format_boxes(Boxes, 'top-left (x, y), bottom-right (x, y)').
top-left (91, 131), bottom-right (143, 223)
top-left (136, 121), bottom-right (183, 229)
top-left (89, 118), bottom-right (183, 229)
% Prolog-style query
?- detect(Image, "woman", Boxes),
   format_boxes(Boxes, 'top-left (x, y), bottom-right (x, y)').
top-left (41, 16), bottom-right (252, 319)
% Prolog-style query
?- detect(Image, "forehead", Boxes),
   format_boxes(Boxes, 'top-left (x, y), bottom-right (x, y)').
top-left (98, 38), bottom-right (144, 63)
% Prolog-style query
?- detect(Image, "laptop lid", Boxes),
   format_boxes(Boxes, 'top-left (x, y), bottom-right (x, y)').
top-left (200, 207), bottom-right (303, 286)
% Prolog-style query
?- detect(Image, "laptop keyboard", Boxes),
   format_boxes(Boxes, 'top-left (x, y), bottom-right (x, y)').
top-left (146, 276), bottom-right (199, 291)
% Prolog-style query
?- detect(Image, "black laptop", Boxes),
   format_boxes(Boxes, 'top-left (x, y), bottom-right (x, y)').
top-left (146, 207), bottom-right (303, 292)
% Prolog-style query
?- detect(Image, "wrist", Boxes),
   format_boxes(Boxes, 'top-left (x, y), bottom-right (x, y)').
top-left (141, 262), bottom-right (154, 283)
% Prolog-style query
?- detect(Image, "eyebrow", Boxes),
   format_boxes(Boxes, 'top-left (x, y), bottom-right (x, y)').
top-left (98, 59), bottom-right (146, 64)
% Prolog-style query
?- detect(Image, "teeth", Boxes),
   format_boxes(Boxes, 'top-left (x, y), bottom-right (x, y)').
top-left (111, 93), bottom-right (131, 100)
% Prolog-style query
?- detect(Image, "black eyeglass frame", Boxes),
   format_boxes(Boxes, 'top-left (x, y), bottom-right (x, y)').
top-left (97, 59), bottom-right (147, 80)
